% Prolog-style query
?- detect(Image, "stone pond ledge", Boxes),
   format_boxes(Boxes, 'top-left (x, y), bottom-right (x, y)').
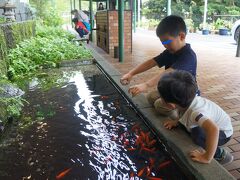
top-left (88, 44), bottom-right (235, 180)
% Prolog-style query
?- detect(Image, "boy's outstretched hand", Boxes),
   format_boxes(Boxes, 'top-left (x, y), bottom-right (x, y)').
top-left (163, 120), bottom-right (178, 129)
top-left (128, 83), bottom-right (147, 97)
top-left (120, 73), bottom-right (132, 85)
top-left (189, 149), bottom-right (211, 164)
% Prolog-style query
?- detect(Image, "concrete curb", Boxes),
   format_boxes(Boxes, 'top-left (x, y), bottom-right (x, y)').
top-left (88, 44), bottom-right (236, 180)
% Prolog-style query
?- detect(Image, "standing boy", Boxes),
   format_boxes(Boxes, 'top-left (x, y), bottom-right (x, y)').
top-left (158, 70), bottom-right (233, 165)
top-left (120, 15), bottom-right (198, 119)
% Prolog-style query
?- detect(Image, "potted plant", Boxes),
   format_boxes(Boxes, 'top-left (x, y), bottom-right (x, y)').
top-left (214, 18), bottom-right (231, 36)
top-left (199, 23), bottom-right (211, 35)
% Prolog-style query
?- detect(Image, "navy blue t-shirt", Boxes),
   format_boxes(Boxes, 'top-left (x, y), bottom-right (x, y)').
top-left (153, 43), bottom-right (197, 78)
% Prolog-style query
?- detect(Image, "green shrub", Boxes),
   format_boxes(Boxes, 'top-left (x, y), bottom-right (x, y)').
top-left (213, 18), bottom-right (232, 30)
top-left (36, 25), bottom-right (75, 41)
top-left (42, 8), bottom-right (63, 27)
top-left (7, 36), bottom-right (92, 80)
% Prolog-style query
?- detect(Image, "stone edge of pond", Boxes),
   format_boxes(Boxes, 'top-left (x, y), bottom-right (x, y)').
top-left (89, 45), bottom-right (235, 180)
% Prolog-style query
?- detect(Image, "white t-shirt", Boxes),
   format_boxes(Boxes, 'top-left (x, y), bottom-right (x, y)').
top-left (78, 10), bottom-right (89, 22)
top-left (179, 96), bottom-right (233, 138)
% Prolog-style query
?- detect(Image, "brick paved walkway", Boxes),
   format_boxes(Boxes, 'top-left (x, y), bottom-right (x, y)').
top-left (90, 30), bottom-right (240, 179)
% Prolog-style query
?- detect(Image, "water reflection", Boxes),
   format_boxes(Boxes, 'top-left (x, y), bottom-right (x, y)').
top-left (0, 66), bottom-right (186, 180)
top-left (72, 72), bottom-right (137, 179)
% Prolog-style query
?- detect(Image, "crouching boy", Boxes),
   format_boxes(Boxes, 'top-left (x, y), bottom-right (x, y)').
top-left (157, 70), bottom-right (233, 165)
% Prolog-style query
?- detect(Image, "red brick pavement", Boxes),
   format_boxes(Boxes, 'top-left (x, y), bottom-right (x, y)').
top-left (90, 31), bottom-right (240, 179)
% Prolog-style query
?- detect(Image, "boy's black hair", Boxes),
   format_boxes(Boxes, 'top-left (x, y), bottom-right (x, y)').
top-left (157, 70), bottom-right (197, 108)
top-left (71, 9), bottom-right (78, 14)
top-left (72, 17), bottom-right (78, 23)
top-left (156, 15), bottom-right (187, 37)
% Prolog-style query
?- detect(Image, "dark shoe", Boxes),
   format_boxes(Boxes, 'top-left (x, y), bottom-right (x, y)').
top-left (215, 148), bottom-right (233, 165)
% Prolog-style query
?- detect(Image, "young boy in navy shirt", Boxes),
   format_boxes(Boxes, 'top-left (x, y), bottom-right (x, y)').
top-left (120, 15), bottom-right (198, 119)
top-left (158, 70), bottom-right (233, 165)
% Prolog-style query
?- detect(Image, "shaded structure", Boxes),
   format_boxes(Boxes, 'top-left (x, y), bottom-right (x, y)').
top-left (70, 0), bottom-right (138, 62)
top-left (95, 10), bottom-right (132, 58)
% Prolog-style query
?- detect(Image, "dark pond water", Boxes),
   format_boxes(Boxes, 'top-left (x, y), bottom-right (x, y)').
top-left (0, 65), bottom-right (188, 180)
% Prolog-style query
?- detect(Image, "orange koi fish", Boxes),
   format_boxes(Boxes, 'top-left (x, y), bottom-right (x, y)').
top-left (136, 136), bottom-right (143, 146)
top-left (158, 160), bottom-right (172, 169)
top-left (111, 136), bottom-right (117, 141)
top-left (120, 133), bottom-right (126, 138)
top-left (146, 134), bottom-right (150, 144)
top-left (145, 132), bottom-right (151, 139)
top-left (148, 177), bottom-right (163, 180)
top-left (151, 147), bottom-right (156, 151)
top-left (148, 140), bottom-right (157, 146)
top-left (104, 156), bottom-right (113, 163)
top-left (101, 95), bottom-right (109, 100)
top-left (140, 131), bottom-right (146, 140)
top-left (149, 158), bottom-right (155, 169)
top-left (131, 123), bottom-right (140, 131)
top-left (141, 147), bottom-right (155, 153)
top-left (124, 139), bottom-right (130, 146)
top-left (137, 167), bottom-right (145, 177)
top-left (146, 166), bottom-right (151, 176)
top-left (127, 147), bottom-right (136, 151)
top-left (135, 138), bottom-right (140, 146)
top-left (56, 168), bottom-right (72, 179)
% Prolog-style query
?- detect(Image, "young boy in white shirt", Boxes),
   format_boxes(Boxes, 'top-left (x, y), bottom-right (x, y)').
top-left (157, 70), bottom-right (233, 165)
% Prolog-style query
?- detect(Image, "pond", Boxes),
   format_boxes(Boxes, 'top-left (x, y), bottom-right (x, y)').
top-left (0, 65), bottom-right (188, 180)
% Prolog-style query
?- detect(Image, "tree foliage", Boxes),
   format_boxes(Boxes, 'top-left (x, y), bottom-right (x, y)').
top-left (29, 0), bottom-right (63, 26)
top-left (29, 0), bottom-right (51, 18)
top-left (142, 0), bottom-right (240, 29)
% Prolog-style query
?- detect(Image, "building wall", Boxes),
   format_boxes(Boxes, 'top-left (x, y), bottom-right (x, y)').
top-left (96, 10), bottom-right (132, 58)
top-left (96, 11), bottom-right (108, 53)
top-left (108, 10), bottom-right (132, 57)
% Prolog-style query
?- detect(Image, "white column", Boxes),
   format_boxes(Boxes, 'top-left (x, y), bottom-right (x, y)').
top-left (167, 0), bottom-right (171, 16)
top-left (203, 0), bottom-right (208, 29)
top-left (137, 0), bottom-right (140, 27)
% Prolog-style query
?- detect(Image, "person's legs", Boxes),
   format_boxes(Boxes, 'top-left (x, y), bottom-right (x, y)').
top-left (75, 27), bottom-right (84, 38)
top-left (146, 90), bottom-right (179, 119)
top-left (190, 126), bottom-right (232, 164)
top-left (190, 126), bottom-right (206, 148)
top-left (146, 90), bottom-right (160, 106)
top-left (214, 131), bottom-right (231, 159)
